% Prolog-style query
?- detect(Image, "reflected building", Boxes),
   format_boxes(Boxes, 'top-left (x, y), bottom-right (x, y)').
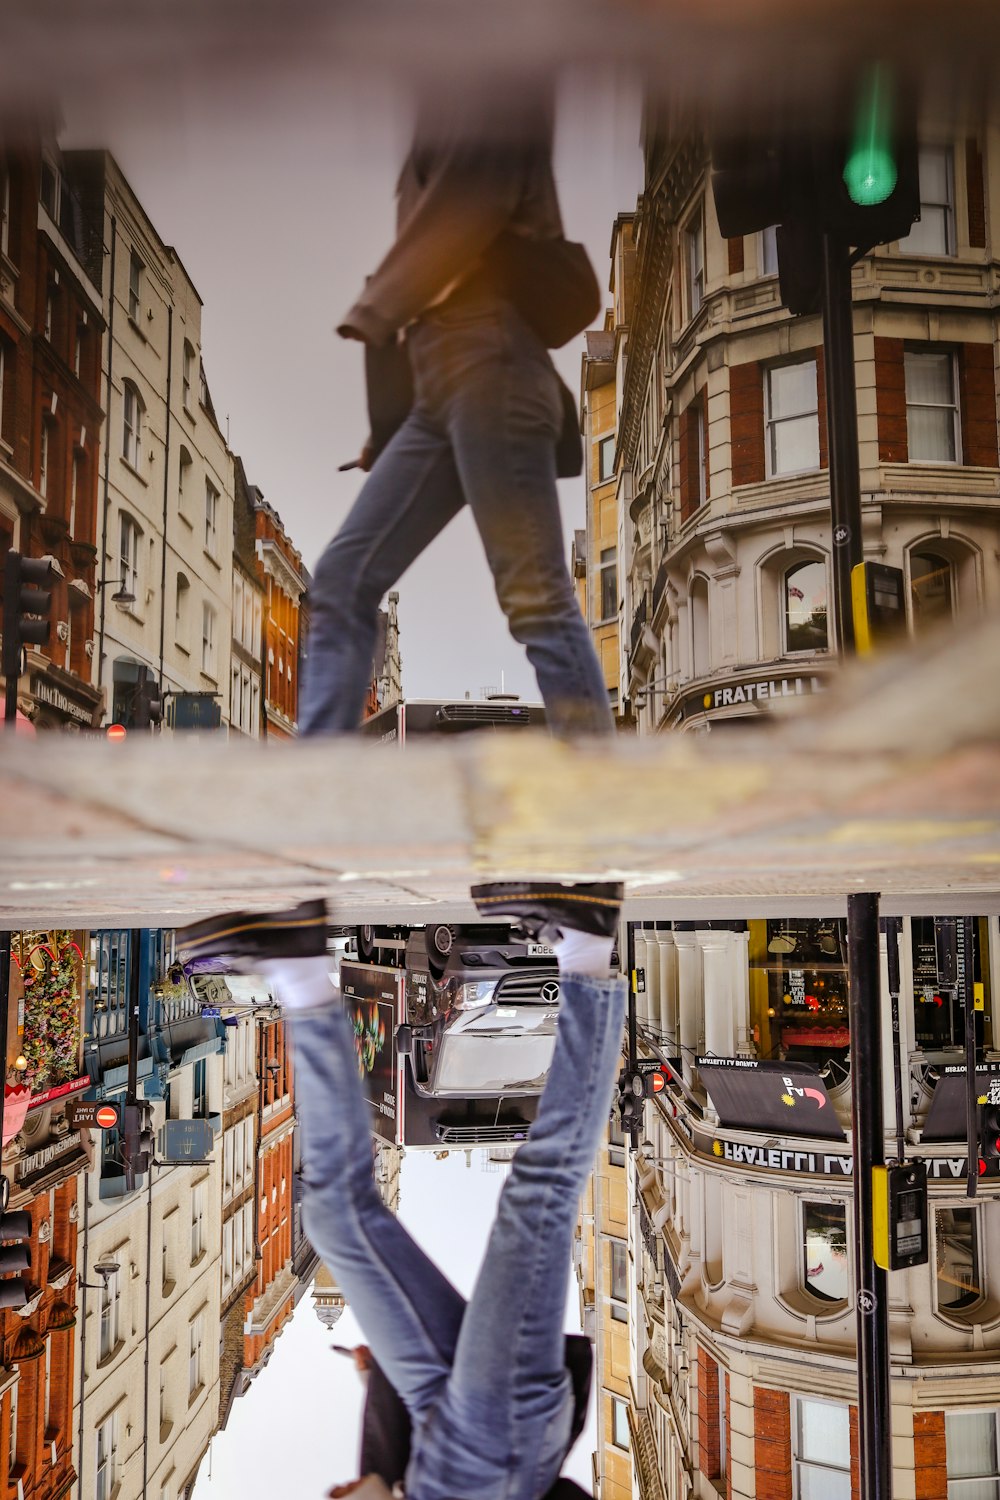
top-left (621, 912), bottom-right (1000, 1500)
top-left (311, 1266), bottom-right (347, 1332)
top-left (74, 928), bottom-right (226, 1500)
top-left (242, 1018), bottom-right (296, 1379)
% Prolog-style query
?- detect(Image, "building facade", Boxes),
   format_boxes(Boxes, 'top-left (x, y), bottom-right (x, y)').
top-left (613, 114), bottom-right (1000, 734)
top-left (580, 317), bottom-right (627, 722)
top-left (254, 500), bottom-right (306, 739)
top-left (230, 457), bottom-right (265, 739)
top-left (0, 138), bottom-right (105, 731)
top-left (66, 151), bottom-right (235, 732)
top-left (622, 910), bottom-right (1000, 1500)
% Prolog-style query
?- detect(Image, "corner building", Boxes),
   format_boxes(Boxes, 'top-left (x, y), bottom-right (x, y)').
top-left (623, 914), bottom-right (1000, 1500)
top-left (612, 109), bottom-right (1000, 733)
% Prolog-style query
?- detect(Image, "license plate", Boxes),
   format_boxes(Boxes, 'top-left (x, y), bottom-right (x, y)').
top-left (526, 942), bottom-right (556, 957)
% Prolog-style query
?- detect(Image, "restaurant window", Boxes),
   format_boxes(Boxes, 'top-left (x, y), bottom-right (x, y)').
top-left (910, 917), bottom-right (985, 1052)
top-left (803, 1201), bottom-right (849, 1303)
top-left (946, 1411), bottom-right (1000, 1500)
top-left (794, 1397), bottom-right (851, 1500)
top-left (748, 919), bottom-right (849, 1076)
top-left (935, 1206), bottom-right (982, 1313)
top-left (784, 559), bottom-right (829, 654)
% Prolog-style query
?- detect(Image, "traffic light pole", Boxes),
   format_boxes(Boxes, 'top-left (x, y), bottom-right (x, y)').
top-left (848, 893), bottom-right (891, 1500)
top-left (123, 928), bottom-right (142, 1192)
top-left (962, 915), bottom-right (979, 1198)
top-left (820, 232), bottom-right (864, 657)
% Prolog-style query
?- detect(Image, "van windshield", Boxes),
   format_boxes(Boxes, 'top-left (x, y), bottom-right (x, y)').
top-left (432, 1031), bottom-right (558, 1095)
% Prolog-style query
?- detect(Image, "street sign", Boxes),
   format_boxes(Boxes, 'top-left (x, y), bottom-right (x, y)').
top-left (200, 1006), bottom-right (221, 1018)
top-left (636, 1058), bottom-right (666, 1074)
top-left (66, 1100), bottom-right (121, 1130)
top-left (162, 1119), bottom-right (214, 1161)
top-left (171, 692), bottom-right (222, 731)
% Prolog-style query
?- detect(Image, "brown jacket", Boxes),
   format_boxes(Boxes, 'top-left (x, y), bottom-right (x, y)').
top-left (340, 98), bottom-right (562, 346)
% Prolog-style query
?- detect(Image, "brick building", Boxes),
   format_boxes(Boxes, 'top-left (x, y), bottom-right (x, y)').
top-left (230, 457), bottom-right (265, 738)
top-left (579, 313), bottom-right (627, 724)
top-left (253, 500), bottom-right (306, 738)
top-left (0, 138), bottom-right (105, 730)
top-left (242, 1017), bottom-right (296, 1373)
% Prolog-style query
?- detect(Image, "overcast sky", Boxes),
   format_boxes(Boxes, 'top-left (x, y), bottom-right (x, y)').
top-left (192, 1148), bottom-right (595, 1498)
top-left (64, 66), bottom-right (642, 702)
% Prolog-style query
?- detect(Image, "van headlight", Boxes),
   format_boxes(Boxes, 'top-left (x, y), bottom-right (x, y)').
top-left (453, 980), bottom-right (497, 1010)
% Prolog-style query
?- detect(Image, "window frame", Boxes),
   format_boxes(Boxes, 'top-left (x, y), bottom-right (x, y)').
top-left (191, 1181), bottom-right (207, 1263)
top-left (182, 341), bottom-right (194, 411)
top-left (794, 1395), bottom-right (852, 1500)
top-left (610, 1237), bottom-right (629, 1313)
top-left (95, 1412), bottom-right (118, 1500)
top-left (685, 210), bottom-right (705, 320)
top-left (201, 602), bottom-right (217, 677)
top-left (98, 1264), bottom-right (122, 1361)
top-left (783, 557), bottom-right (830, 656)
top-left (898, 145), bottom-right (955, 257)
top-left (908, 549), bottom-right (956, 634)
top-left (122, 380), bottom-right (144, 473)
top-left (934, 1203), bottom-right (984, 1315)
top-left (759, 224), bottom-right (779, 277)
top-left (120, 512), bottom-right (141, 601)
top-left (904, 346), bottom-right (961, 465)
top-left (598, 434), bottom-right (616, 482)
top-left (801, 1199), bottom-right (849, 1304)
top-left (204, 479), bottom-right (219, 557)
top-left (0, 166), bottom-right (9, 259)
top-left (188, 1313), bottom-right (204, 1397)
top-left (946, 1409), bottom-right (1000, 1500)
top-left (128, 250), bottom-right (143, 322)
top-left (764, 357), bottom-right (821, 479)
top-left (611, 1396), bottom-right (630, 1451)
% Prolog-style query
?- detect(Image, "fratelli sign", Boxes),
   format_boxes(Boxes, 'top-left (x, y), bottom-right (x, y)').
top-left (675, 672), bottom-right (827, 722)
top-left (703, 1134), bottom-right (973, 1180)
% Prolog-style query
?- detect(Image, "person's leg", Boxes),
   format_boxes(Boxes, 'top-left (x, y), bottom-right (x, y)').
top-left (299, 415), bottom-right (464, 736)
top-left (287, 991), bottom-right (468, 1419)
top-left (433, 305), bottom-right (615, 739)
top-left (414, 968), bottom-right (626, 1493)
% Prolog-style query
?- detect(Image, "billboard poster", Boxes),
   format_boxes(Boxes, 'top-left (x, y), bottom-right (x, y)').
top-left (340, 962), bottom-right (401, 1145)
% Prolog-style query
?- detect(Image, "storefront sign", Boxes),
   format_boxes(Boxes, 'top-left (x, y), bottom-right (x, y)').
top-left (705, 1133), bottom-right (973, 1180)
top-left (30, 675), bottom-right (98, 726)
top-left (677, 672), bottom-right (827, 722)
top-left (26, 1076), bottom-right (90, 1112)
top-left (341, 962), bottom-right (401, 1145)
top-left (697, 1056), bottom-right (844, 1140)
top-left (15, 1132), bottom-right (82, 1182)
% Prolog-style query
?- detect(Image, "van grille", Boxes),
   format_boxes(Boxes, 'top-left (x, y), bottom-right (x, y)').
top-left (495, 971), bottom-right (561, 1004)
top-left (435, 1122), bottom-right (531, 1144)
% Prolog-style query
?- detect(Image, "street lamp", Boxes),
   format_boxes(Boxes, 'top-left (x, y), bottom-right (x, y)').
top-left (78, 1259), bottom-right (119, 1291)
top-left (95, 576), bottom-right (136, 608)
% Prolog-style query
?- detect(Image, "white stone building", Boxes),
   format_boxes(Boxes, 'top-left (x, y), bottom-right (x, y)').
top-left (65, 151), bottom-right (235, 731)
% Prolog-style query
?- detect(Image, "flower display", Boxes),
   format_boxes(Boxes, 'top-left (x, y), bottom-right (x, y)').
top-left (13, 932), bottom-right (83, 1094)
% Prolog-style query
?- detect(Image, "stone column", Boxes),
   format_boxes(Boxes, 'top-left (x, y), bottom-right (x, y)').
top-left (657, 930), bottom-right (678, 1053)
top-left (644, 928), bottom-right (661, 1042)
top-left (700, 930), bottom-right (737, 1060)
top-left (673, 929), bottom-right (702, 1083)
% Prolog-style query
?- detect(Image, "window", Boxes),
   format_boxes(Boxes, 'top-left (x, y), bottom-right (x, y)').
top-left (191, 1181), bottom-right (206, 1262)
top-left (39, 418), bottom-right (50, 497)
top-left (899, 146), bottom-right (954, 256)
top-left (936, 1206), bottom-right (982, 1311)
top-left (612, 1397), bottom-right (630, 1451)
top-left (0, 165), bottom-right (9, 258)
top-left (598, 434), bottom-right (615, 482)
top-left (96, 1413), bottom-right (118, 1500)
top-left (0, 339), bottom-right (6, 443)
top-left (694, 398), bottom-right (707, 506)
top-left (610, 1238), bottom-right (628, 1322)
top-left (598, 547), bottom-right (616, 623)
top-left (159, 1365), bottom-right (168, 1430)
top-left (691, 575), bottom-right (710, 678)
top-left (174, 573), bottom-right (190, 649)
top-left (946, 1411), bottom-right (1000, 1500)
top-left (192, 1057), bottom-right (207, 1118)
top-left (608, 1116), bottom-right (626, 1167)
top-left (69, 451), bottom-right (80, 536)
top-left (188, 1313), bottom-right (204, 1397)
top-left (9, 1376), bottom-right (17, 1469)
top-left (784, 560), bottom-right (829, 654)
top-left (98, 1265), bottom-right (121, 1360)
top-left (122, 380), bottom-right (143, 471)
top-left (909, 551), bottom-right (954, 632)
top-left (795, 1397), bottom-right (851, 1500)
top-left (760, 224), bottom-right (779, 276)
top-left (685, 212), bottom-right (705, 318)
top-left (201, 602), bottom-right (216, 677)
top-left (765, 360), bottom-right (819, 477)
top-left (803, 1201), bottom-right (848, 1302)
top-left (905, 349), bottom-right (959, 463)
top-left (120, 512), bottom-right (140, 600)
top-left (204, 480), bottom-right (219, 556)
top-left (128, 251), bottom-right (143, 321)
top-left (74, 320), bottom-right (84, 378)
top-left (44, 290), bottom-right (54, 342)
top-left (177, 445), bottom-right (192, 516)
top-left (182, 340), bottom-right (194, 410)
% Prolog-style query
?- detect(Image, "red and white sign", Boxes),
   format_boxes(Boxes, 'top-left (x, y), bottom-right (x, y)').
top-left (649, 1072), bottom-right (666, 1095)
top-left (95, 1105), bottom-right (119, 1129)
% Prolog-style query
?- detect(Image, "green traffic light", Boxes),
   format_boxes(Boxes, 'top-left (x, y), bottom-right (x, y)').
top-left (843, 64), bottom-right (898, 206)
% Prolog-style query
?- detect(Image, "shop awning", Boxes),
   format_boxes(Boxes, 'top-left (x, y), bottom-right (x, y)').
top-left (697, 1057), bottom-right (845, 1140)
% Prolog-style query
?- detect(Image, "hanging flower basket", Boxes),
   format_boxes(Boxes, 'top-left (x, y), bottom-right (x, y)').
top-left (13, 932), bottom-right (84, 1095)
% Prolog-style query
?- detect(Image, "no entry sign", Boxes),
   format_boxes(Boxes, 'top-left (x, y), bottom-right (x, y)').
top-left (66, 1100), bottom-right (121, 1130)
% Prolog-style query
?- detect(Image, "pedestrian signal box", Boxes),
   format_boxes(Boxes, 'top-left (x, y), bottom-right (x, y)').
top-left (852, 562), bottom-right (906, 655)
top-left (873, 1161), bottom-right (928, 1270)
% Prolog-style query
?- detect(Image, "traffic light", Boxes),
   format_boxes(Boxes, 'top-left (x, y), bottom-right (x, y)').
top-left (617, 1068), bottom-right (646, 1133)
top-left (979, 1100), bottom-right (1000, 1177)
top-left (2, 549), bottom-right (59, 682)
top-left (122, 1102), bottom-right (156, 1179)
top-left (0, 1209), bottom-right (32, 1309)
top-left (133, 672), bottom-right (163, 730)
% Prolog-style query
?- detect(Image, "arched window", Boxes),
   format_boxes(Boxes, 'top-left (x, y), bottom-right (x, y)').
top-left (690, 576), bottom-right (710, 678)
top-left (784, 560), bottom-right (828, 653)
top-left (910, 550), bottom-right (953, 632)
top-left (122, 380), bottom-right (144, 472)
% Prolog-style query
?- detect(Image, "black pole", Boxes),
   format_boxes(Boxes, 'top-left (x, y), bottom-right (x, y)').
top-left (821, 232), bottom-right (863, 657)
top-left (848, 892), bottom-right (890, 1500)
top-left (123, 928), bottom-right (142, 1192)
top-left (626, 921), bottom-right (637, 1069)
top-left (883, 916), bottom-right (907, 1163)
top-left (961, 916), bottom-right (979, 1198)
top-left (4, 551), bottom-right (19, 727)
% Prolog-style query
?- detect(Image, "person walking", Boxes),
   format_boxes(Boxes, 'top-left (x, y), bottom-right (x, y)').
top-left (178, 879), bottom-right (626, 1499)
top-left (300, 87), bottom-right (614, 740)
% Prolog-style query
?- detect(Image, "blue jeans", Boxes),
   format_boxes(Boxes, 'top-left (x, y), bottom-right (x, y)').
top-left (299, 295), bottom-right (614, 739)
top-left (289, 971), bottom-right (626, 1500)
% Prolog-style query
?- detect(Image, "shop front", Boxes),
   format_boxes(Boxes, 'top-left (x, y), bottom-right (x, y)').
top-left (747, 919), bottom-right (850, 1079)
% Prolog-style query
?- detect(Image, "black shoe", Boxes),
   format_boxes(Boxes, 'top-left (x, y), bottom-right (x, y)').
top-left (177, 898), bottom-right (329, 971)
top-left (470, 880), bottom-right (623, 941)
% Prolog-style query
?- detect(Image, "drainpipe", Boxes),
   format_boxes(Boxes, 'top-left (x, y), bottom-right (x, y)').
top-left (95, 214), bottom-right (117, 713)
top-left (76, 1163), bottom-right (91, 1498)
top-left (157, 306), bottom-right (173, 693)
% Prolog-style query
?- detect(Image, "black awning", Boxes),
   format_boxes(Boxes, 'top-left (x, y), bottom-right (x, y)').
top-left (698, 1058), bottom-right (845, 1140)
top-left (922, 1065), bottom-right (1000, 1142)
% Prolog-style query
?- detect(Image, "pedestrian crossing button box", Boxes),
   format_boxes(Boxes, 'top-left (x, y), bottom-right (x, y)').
top-left (873, 1161), bottom-right (928, 1271)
